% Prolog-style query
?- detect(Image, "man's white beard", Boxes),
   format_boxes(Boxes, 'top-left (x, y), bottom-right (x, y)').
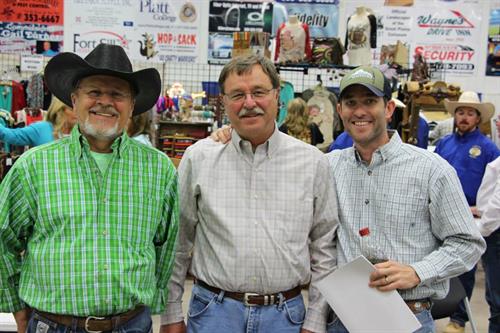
top-left (80, 117), bottom-right (121, 140)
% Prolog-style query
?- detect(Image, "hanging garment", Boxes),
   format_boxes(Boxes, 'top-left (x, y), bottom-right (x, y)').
top-left (311, 38), bottom-right (345, 65)
top-left (0, 85), bottom-right (13, 113)
top-left (12, 81), bottom-right (27, 114)
top-left (302, 86), bottom-right (343, 143)
top-left (27, 73), bottom-right (45, 109)
top-left (301, 87), bottom-right (336, 150)
top-left (275, 22), bottom-right (312, 63)
top-left (345, 14), bottom-right (377, 66)
top-left (277, 81), bottom-right (294, 127)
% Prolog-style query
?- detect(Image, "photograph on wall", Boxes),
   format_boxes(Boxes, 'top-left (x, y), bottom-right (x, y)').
top-left (485, 6), bottom-right (500, 76)
top-left (209, 1), bottom-right (273, 33)
top-left (208, 1), bottom-right (273, 63)
top-left (35, 40), bottom-right (61, 57)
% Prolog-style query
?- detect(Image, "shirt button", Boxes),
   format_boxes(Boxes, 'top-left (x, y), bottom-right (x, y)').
top-left (365, 199), bottom-right (370, 204)
top-left (368, 170), bottom-right (372, 176)
top-left (103, 264), bottom-right (108, 270)
top-left (102, 230), bottom-right (108, 236)
top-left (254, 194), bottom-right (258, 199)
top-left (103, 198), bottom-right (107, 203)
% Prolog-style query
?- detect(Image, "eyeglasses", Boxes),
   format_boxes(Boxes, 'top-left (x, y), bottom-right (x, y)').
top-left (78, 87), bottom-right (132, 102)
top-left (224, 88), bottom-right (275, 103)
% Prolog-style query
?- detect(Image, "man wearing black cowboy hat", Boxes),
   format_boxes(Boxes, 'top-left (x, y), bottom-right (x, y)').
top-left (0, 44), bottom-right (178, 333)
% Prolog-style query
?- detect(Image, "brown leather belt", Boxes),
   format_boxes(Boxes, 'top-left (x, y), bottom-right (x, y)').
top-left (196, 280), bottom-right (302, 306)
top-left (405, 299), bottom-right (431, 314)
top-left (34, 306), bottom-right (145, 333)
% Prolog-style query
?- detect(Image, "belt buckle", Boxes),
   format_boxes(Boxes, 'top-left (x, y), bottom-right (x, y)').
top-left (84, 316), bottom-right (105, 333)
top-left (243, 292), bottom-right (260, 306)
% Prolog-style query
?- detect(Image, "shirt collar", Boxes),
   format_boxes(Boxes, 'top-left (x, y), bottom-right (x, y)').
top-left (454, 128), bottom-right (480, 140)
top-left (70, 125), bottom-right (129, 158)
top-left (353, 130), bottom-right (401, 165)
top-left (231, 125), bottom-right (281, 158)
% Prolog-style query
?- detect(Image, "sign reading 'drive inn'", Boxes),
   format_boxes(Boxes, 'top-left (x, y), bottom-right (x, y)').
top-left (20, 54), bottom-right (44, 72)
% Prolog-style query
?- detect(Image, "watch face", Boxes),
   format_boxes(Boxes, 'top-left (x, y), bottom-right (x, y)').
top-left (180, 3), bottom-right (197, 23)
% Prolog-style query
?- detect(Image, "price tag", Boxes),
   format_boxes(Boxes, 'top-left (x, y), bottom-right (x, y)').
top-left (6, 158), bottom-right (12, 166)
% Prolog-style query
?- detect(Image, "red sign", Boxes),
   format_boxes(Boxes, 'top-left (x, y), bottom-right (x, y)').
top-left (0, 0), bottom-right (63, 25)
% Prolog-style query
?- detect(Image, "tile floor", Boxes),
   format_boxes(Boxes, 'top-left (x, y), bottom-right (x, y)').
top-left (153, 266), bottom-right (492, 333)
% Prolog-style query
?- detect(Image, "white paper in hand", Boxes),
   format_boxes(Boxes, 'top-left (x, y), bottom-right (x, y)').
top-left (317, 256), bottom-right (421, 333)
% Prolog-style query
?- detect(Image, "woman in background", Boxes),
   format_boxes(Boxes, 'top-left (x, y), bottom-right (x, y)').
top-left (0, 97), bottom-right (76, 147)
top-left (279, 97), bottom-right (324, 146)
top-left (127, 111), bottom-right (153, 147)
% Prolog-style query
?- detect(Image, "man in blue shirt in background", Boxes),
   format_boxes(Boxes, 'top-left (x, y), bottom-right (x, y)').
top-left (435, 91), bottom-right (500, 333)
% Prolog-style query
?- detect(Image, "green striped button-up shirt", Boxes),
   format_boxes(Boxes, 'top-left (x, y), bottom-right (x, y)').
top-left (0, 127), bottom-right (179, 316)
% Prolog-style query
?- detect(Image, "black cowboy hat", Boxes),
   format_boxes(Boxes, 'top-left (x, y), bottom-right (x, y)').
top-left (44, 43), bottom-right (161, 115)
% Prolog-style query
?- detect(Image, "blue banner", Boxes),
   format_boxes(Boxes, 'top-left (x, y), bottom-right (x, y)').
top-left (273, 0), bottom-right (339, 38)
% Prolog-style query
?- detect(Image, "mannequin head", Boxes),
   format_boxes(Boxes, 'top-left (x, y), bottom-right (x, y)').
top-left (355, 6), bottom-right (368, 16)
top-left (288, 15), bottom-right (299, 24)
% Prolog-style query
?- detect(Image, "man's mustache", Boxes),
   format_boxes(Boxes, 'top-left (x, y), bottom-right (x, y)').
top-left (238, 107), bottom-right (265, 118)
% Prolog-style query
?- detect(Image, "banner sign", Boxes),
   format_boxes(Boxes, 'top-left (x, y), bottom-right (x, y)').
top-left (485, 6), bottom-right (500, 76)
top-left (209, 1), bottom-right (273, 33)
top-left (273, 0), bottom-right (339, 38)
top-left (64, 0), bottom-right (208, 63)
top-left (0, 0), bottom-right (63, 25)
top-left (0, 0), bottom-right (64, 55)
top-left (344, 0), bottom-right (483, 76)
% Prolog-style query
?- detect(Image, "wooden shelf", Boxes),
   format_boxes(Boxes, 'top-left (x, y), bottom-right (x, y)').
top-left (157, 121), bottom-right (212, 159)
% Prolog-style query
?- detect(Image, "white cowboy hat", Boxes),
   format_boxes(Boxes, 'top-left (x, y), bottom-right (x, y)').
top-left (391, 97), bottom-right (405, 108)
top-left (444, 91), bottom-right (495, 124)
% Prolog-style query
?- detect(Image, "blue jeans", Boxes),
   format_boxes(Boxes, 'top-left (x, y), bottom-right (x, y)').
top-left (186, 284), bottom-right (305, 333)
top-left (26, 307), bottom-right (152, 333)
top-left (482, 229), bottom-right (500, 333)
top-left (326, 308), bottom-right (435, 333)
top-left (450, 265), bottom-right (477, 326)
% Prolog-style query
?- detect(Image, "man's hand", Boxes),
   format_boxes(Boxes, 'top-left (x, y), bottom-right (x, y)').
top-left (210, 125), bottom-right (232, 144)
top-left (14, 308), bottom-right (31, 333)
top-left (159, 322), bottom-right (186, 333)
top-left (470, 206), bottom-right (481, 218)
top-left (369, 260), bottom-right (421, 291)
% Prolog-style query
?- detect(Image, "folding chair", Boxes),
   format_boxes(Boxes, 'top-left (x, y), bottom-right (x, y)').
top-left (431, 277), bottom-right (478, 333)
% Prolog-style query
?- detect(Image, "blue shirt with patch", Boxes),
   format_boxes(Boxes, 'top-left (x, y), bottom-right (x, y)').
top-left (435, 128), bottom-right (500, 206)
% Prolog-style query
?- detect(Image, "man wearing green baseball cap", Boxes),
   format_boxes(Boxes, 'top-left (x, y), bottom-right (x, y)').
top-left (325, 66), bottom-right (485, 333)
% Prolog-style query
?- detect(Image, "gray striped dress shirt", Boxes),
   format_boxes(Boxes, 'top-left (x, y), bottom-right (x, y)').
top-left (163, 128), bottom-right (339, 332)
top-left (327, 132), bottom-right (485, 301)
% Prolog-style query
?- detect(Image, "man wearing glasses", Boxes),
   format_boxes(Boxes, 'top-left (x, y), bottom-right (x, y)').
top-left (0, 44), bottom-right (178, 333)
top-left (161, 55), bottom-right (338, 333)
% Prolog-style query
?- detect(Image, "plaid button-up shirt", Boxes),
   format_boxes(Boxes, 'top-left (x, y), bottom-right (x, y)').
top-left (163, 128), bottom-right (338, 333)
top-left (0, 127), bottom-right (178, 316)
top-left (327, 132), bottom-right (485, 300)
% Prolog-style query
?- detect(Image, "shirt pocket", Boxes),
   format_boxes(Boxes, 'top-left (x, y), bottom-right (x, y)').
top-left (107, 193), bottom-right (163, 246)
top-left (275, 196), bottom-right (314, 245)
top-left (382, 190), bottom-right (428, 231)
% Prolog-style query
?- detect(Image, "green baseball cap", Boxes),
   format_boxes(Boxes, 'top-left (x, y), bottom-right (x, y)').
top-left (339, 66), bottom-right (392, 100)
